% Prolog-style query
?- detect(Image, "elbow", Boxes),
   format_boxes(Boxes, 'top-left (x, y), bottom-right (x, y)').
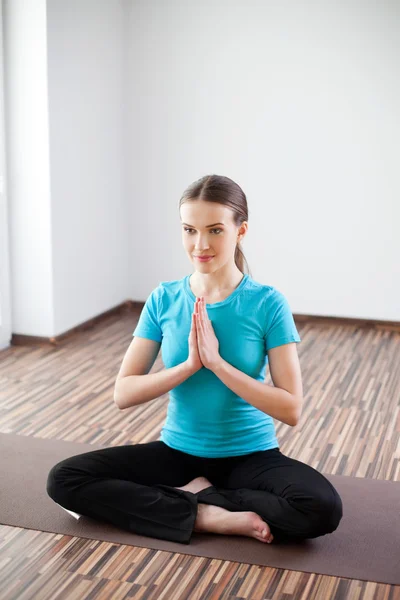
top-left (290, 402), bottom-right (303, 426)
top-left (113, 380), bottom-right (124, 410)
top-left (114, 396), bottom-right (127, 411)
top-left (114, 378), bottom-right (137, 410)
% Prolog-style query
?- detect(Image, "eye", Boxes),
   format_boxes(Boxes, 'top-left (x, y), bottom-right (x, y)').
top-left (184, 228), bottom-right (222, 234)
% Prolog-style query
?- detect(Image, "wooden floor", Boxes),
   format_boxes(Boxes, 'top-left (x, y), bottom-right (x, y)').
top-left (1, 304), bottom-right (400, 600)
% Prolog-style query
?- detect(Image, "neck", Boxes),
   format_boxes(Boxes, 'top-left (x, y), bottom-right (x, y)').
top-left (190, 269), bottom-right (244, 295)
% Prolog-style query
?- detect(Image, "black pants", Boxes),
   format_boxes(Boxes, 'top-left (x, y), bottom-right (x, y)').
top-left (46, 441), bottom-right (343, 545)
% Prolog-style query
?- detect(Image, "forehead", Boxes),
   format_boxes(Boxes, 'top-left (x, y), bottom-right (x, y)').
top-left (180, 201), bottom-right (231, 225)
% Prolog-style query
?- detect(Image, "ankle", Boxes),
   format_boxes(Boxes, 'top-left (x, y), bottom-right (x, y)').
top-left (194, 503), bottom-right (209, 532)
top-left (194, 503), bottom-right (232, 533)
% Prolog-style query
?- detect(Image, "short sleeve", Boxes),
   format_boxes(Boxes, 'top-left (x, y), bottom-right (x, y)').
top-left (132, 285), bottom-right (163, 343)
top-left (264, 290), bottom-right (301, 352)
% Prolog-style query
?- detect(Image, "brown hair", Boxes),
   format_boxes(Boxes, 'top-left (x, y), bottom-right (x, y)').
top-left (179, 174), bottom-right (252, 276)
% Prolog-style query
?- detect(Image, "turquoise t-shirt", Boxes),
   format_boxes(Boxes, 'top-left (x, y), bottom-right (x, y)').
top-left (132, 273), bottom-right (301, 458)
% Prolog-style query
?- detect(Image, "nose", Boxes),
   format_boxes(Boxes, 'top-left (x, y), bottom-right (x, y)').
top-left (194, 241), bottom-right (211, 250)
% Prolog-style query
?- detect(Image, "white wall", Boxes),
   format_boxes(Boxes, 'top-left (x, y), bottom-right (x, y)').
top-left (47, 0), bottom-right (130, 334)
top-left (1, 0), bottom-right (399, 348)
top-left (0, 1), bottom-right (12, 350)
top-left (2, 0), bottom-right (129, 343)
top-left (127, 0), bottom-right (399, 321)
top-left (3, 0), bottom-right (54, 344)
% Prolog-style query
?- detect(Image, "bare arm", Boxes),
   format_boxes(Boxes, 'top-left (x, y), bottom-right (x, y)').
top-left (114, 360), bottom-right (197, 410)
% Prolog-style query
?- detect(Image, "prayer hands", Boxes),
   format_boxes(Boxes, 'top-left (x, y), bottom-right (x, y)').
top-left (194, 297), bottom-right (221, 371)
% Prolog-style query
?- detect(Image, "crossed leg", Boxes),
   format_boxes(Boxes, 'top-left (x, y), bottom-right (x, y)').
top-left (175, 450), bottom-right (343, 545)
top-left (174, 476), bottom-right (274, 543)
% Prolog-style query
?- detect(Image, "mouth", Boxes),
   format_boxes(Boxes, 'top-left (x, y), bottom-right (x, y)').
top-left (193, 255), bottom-right (214, 261)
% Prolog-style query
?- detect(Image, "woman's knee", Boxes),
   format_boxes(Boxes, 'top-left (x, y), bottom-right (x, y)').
top-left (46, 460), bottom-right (72, 501)
top-left (312, 489), bottom-right (343, 534)
top-left (46, 463), bottom-right (60, 498)
top-left (327, 490), bottom-right (343, 531)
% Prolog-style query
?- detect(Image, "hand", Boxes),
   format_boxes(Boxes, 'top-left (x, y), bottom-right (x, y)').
top-left (186, 300), bottom-right (203, 373)
top-left (195, 297), bottom-right (221, 370)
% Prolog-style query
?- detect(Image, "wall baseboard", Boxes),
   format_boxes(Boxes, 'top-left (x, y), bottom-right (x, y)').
top-left (10, 300), bottom-right (141, 347)
top-left (9, 301), bottom-right (400, 347)
top-left (294, 313), bottom-right (400, 332)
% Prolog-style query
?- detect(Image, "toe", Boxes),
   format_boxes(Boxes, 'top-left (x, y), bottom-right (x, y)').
top-left (256, 530), bottom-right (270, 543)
top-left (262, 528), bottom-right (273, 543)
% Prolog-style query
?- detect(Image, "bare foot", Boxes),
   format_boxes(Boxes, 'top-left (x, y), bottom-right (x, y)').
top-left (174, 476), bottom-right (214, 495)
top-left (194, 504), bottom-right (274, 543)
top-left (174, 477), bottom-right (274, 543)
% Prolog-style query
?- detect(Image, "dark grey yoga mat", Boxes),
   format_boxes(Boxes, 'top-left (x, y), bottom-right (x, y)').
top-left (1, 433), bottom-right (399, 585)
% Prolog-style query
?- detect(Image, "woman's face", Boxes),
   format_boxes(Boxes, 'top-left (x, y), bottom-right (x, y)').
top-left (180, 200), bottom-right (241, 271)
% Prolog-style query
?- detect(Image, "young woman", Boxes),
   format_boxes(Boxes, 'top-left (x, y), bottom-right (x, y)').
top-left (47, 174), bottom-right (343, 545)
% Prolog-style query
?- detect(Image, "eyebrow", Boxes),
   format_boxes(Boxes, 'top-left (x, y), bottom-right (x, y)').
top-left (182, 222), bottom-right (225, 228)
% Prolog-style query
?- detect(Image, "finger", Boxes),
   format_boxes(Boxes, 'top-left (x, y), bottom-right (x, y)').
top-left (193, 314), bottom-right (197, 336)
top-left (202, 298), bottom-right (208, 320)
top-left (196, 311), bottom-right (202, 333)
top-left (200, 298), bottom-right (207, 324)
